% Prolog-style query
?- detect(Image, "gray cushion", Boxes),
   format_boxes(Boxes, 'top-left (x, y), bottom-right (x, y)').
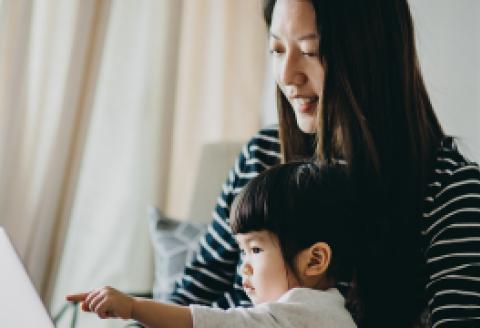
top-left (147, 206), bottom-right (207, 301)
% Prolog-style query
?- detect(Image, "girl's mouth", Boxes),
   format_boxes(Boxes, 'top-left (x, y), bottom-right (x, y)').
top-left (243, 282), bottom-right (255, 293)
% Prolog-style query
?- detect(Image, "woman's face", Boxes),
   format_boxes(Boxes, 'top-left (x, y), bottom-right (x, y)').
top-left (269, 0), bottom-right (325, 134)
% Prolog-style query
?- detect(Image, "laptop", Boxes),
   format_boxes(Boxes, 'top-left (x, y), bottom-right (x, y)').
top-left (0, 227), bottom-right (55, 327)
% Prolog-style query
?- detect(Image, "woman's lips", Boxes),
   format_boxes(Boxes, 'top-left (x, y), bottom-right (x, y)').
top-left (291, 96), bottom-right (319, 113)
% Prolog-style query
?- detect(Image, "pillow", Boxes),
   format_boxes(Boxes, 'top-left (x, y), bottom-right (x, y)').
top-left (147, 206), bottom-right (208, 301)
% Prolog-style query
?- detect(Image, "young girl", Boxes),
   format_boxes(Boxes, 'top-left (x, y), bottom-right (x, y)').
top-left (67, 162), bottom-right (357, 327)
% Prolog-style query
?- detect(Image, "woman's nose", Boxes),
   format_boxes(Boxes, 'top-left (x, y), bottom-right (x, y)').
top-left (279, 52), bottom-right (307, 87)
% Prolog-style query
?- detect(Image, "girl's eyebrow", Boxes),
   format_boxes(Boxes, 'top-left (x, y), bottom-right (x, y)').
top-left (269, 32), bottom-right (280, 40)
top-left (243, 236), bottom-right (258, 244)
top-left (243, 234), bottom-right (266, 245)
top-left (269, 32), bottom-right (319, 41)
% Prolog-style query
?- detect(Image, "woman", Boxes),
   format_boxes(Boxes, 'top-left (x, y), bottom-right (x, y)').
top-left (170, 1), bottom-right (480, 327)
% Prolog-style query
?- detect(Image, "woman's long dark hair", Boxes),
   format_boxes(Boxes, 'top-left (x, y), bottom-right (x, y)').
top-left (263, 0), bottom-right (444, 327)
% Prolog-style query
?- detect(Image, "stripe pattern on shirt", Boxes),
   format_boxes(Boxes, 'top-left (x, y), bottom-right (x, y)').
top-left (170, 129), bottom-right (480, 327)
top-left (422, 137), bottom-right (480, 328)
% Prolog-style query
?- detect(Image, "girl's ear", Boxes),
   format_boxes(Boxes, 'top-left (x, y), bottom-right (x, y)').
top-left (303, 242), bottom-right (332, 276)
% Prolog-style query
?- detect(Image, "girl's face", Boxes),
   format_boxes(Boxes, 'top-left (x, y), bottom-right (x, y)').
top-left (269, 0), bottom-right (325, 134)
top-left (236, 230), bottom-right (300, 304)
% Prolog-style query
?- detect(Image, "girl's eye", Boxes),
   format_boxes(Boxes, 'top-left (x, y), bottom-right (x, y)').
top-left (240, 249), bottom-right (246, 256)
top-left (252, 247), bottom-right (262, 254)
top-left (269, 48), bottom-right (283, 55)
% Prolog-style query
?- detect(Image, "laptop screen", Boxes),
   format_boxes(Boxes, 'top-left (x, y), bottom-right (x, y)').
top-left (0, 227), bottom-right (55, 327)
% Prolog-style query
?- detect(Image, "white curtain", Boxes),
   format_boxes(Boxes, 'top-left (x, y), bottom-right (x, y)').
top-left (165, 0), bottom-right (267, 219)
top-left (50, 1), bottom-right (182, 327)
top-left (48, 1), bottom-right (268, 328)
top-left (0, 0), bottom-right (268, 327)
top-left (0, 0), bottom-right (107, 300)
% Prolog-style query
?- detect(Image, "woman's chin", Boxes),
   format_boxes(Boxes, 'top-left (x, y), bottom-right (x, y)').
top-left (294, 113), bottom-right (317, 134)
top-left (297, 121), bottom-right (317, 134)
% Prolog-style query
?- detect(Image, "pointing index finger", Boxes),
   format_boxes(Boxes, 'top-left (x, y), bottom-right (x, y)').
top-left (65, 292), bottom-right (89, 302)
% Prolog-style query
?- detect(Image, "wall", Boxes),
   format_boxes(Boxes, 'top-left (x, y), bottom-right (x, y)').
top-left (411, 0), bottom-right (480, 161)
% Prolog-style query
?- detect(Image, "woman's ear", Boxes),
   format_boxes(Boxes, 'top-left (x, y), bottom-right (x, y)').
top-left (303, 242), bottom-right (332, 276)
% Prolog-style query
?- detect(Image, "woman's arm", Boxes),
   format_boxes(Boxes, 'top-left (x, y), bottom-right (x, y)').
top-left (424, 162), bottom-right (480, 327)
top-left (169, 127), bottom-right (281, 308)
top-left (168, 153), bottom-right (244, 305)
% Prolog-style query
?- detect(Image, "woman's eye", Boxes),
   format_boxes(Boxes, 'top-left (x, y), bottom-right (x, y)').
top-left (240, 249), bottom-right (246, 256)
top-left (251, 247), bottom-right (262, 254)
top-left (302, 52), bottom-right (318, 57)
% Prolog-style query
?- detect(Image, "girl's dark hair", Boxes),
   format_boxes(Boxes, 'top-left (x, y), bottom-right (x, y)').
top-left (263, 0), bottom-right (444, 327)
top-left (231, 162), bottom-right (355, 285)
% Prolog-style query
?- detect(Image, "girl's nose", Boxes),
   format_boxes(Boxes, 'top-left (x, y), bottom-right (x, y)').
top-left (242, 263), bottom-right (253, 276)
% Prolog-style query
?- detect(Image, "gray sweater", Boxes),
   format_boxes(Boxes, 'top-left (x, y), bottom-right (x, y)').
top-left (190, 288), bottom-right (356, 328)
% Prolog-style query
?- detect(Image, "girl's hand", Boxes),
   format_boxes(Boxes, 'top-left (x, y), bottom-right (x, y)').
top-left (66, 286), bottom-right (134, 320)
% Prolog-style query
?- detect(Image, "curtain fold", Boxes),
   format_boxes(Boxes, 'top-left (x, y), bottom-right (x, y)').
top-left (51, 1), bottom-right (184, 327)
top-left (0, 0), bottom-right (109, 301)
top-left (165, 0), bottom-right (267, 219)
top-left (1, 1), bottom-right (269, 327)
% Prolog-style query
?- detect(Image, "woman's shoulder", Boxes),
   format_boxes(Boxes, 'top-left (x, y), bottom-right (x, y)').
top-left (241, 124), bottom-right (281, 165)
top-left (435, 136), bottom-right (478, 169)
top-left (246, 124), bottom-right (280, 148)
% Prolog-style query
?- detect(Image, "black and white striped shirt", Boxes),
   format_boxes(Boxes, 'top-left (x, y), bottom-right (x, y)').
top-left (170, 125), bottom-right (480, 327)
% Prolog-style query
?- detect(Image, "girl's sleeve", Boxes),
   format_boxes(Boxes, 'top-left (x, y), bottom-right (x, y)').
top-left (168, 142), bottom-right (253, 307)
top-left (424, 163), bottom-right (480, 327)
top-left (190, 304), bottom-right (280, 328)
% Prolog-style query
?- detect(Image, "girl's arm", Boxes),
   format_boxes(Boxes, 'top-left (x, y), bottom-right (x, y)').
top-left (131, 298), bottom-right (192, 328)
top-left (66, 287), bottom-right (192, 328)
